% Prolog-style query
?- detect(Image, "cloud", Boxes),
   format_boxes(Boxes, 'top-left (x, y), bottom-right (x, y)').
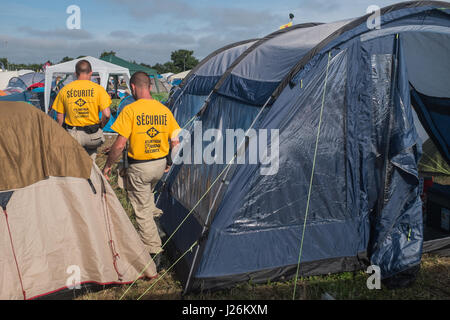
top-left (0, 32), bottom-right (195, 66)
top-left (206, 7), bottom-right (283, 29)
top-left (108, 0), bottom-right (198, 19)
top-left (141, 33), bottom-right (196, 46)
top-left (17, 27), bottom-right (93, 40)
top-left (4, 0), bottom-right (404, 65)
top-left (109, 30), bottom-right (137, 39)
top-left (106, 0), bottom-right (285, 32)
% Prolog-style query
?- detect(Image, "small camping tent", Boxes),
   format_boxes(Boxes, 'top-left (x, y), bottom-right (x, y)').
top-left (44, 56), bottom-right (131, 113)
top-left (0, 101), bottom-right (156, 299)
top-left (7, 72), bottom-right (45, 91)
top-left (159, 1), bottom-right (450, 293)
top-left (168, 70), bottom-right (191, 86)
top-left (0, 70), bottom-right (33, 90)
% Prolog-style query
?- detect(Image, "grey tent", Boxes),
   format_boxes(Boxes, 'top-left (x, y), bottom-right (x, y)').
top-left (158, 1), bottom-right (450, 293)
top-left (7, 72), bottom-right (45, 91)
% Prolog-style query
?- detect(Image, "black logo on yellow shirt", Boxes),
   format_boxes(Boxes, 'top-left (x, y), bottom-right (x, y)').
top-left (146, 127), bottom-right (160, 138)
top-left (137, 114), bottom-right (168, 126)
top-left (75, 98), bottom-right (86, 107)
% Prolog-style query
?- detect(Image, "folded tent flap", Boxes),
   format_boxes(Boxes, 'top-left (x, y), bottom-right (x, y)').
top-left (0, 101), bottom-right (93, 192)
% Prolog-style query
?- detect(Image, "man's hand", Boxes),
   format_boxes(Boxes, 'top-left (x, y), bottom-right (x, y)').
top-left (164, 165), bottom-right (171, 173)
top-left (102, 165), bottom-right (112, 181)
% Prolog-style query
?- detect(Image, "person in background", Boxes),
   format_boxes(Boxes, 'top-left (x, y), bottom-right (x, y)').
top-left (52, 60), bottom-right (111, 160)
top-left (102, 71), bottom-right (180, 266)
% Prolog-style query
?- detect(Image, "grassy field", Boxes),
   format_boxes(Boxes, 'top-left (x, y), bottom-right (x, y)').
top-left (82, 135), bottom-right (450, 300)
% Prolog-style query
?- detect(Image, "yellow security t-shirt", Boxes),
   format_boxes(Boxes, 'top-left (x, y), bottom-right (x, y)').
top-left (52, 80), bottom-right (112, 127)
top-left (111, 99), bottom-right (181, 160)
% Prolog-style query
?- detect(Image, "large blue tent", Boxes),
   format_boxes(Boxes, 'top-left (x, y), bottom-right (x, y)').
top-left (158, 1), bottom-right (450, 293)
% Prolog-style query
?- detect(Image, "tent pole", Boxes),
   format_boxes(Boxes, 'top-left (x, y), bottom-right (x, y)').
top-left (114, 75), bottom-right (118, 99)
top-left (183, 95), bottom-right (273, 294)
top-left (375, 34), bottom-right (400, 240)
top-left (153, 71), bottom-right (160, 93)
top-left (183, 164), bottom-right (233, 295)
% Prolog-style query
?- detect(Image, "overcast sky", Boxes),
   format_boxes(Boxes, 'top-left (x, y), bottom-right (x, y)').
top-left (1, 0), bottom-right (405, 65)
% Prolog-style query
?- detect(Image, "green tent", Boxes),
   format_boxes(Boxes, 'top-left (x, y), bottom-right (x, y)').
top-left (100, 54), bottom-right (160, 92)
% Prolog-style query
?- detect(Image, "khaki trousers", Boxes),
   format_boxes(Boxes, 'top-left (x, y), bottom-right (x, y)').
top-left (125, 158), bottom-right (166, 254)
top-left (67, 127), bottom-right (105, 161)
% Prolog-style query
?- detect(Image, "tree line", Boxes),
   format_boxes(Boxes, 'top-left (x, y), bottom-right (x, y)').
top-left (1, 49), bottom-right (199, 74)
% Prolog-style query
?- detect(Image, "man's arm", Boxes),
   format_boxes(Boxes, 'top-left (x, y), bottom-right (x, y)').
top-left (165, 137), bottom-right (180, 172)
top-left (56, 112), bottom-right (64, 126)
top-left (102, 135), bottom-right (128, 179)
top-left (100, 107), bottom-right (111, 129)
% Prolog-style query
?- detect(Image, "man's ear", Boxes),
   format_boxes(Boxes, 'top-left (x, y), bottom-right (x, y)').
top-left (88, 71), bottom-right (93, 78)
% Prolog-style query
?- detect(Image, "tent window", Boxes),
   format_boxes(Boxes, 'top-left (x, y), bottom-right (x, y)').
top-left (370, 53), bottom-right (393, 155)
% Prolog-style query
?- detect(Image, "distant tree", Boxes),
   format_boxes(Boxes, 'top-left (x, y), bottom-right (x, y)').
top-left (149, 63), bottom-right (166, 74)
top-left (170, 49), bottom-right (199, 72)
top-left (140, 62), bottom-right (157, 73)
top-left (100, 50), bottom-right (116, 58)
top-left (76, 55), bottom-right (86, 59)
top-left (6, 62), bottom-right (42, 71)
top-left (0, 57), bottom-right (8, 70)
top-left (140, 62), bottom-right (152, 68)
top-left (149, 62), bottom-right (176, 74)
top-left (59, 56), bottom-right (74, 63)
top-left (165, 61), bottom-right (179, 73)
top-left (146, 49), bottom-right (199, 74)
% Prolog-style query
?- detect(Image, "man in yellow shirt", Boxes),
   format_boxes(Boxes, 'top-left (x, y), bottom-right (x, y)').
top-left (52, 60), bottom-right (111, 159)
top-left (103, 71), bottom-right (180, 260)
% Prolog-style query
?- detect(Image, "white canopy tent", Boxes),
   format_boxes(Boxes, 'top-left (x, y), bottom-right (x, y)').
top-left (44, 56), bottom-right (131, 113)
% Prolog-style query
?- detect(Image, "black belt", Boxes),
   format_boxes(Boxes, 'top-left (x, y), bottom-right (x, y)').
top-left (127, 156), bottom-right (167, 165)
top-left (63, 123), bottom-right (100, 134)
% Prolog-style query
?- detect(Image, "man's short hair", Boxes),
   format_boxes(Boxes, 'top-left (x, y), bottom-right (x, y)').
top-left (75, 60), bottom-right (92, 76)
top-left (130, 71), bottom-right (151, 88)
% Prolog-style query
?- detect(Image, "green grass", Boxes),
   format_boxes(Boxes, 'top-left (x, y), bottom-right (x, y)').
top-left (78, 254), bottom-right (450, 300)
top-left (110, 99), bottom-right (121, 112)
top-left (85, 136), bottom-right (450, 300)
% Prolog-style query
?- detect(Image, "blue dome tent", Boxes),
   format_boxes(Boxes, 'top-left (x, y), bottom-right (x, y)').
top-left (158, 1), bottom-right (450, 293)
top-left (102, 95), bottom-right (135, 133)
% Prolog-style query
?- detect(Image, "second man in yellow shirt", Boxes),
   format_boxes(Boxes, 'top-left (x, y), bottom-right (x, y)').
top-left (103, 72), bottom-right (180, 263)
